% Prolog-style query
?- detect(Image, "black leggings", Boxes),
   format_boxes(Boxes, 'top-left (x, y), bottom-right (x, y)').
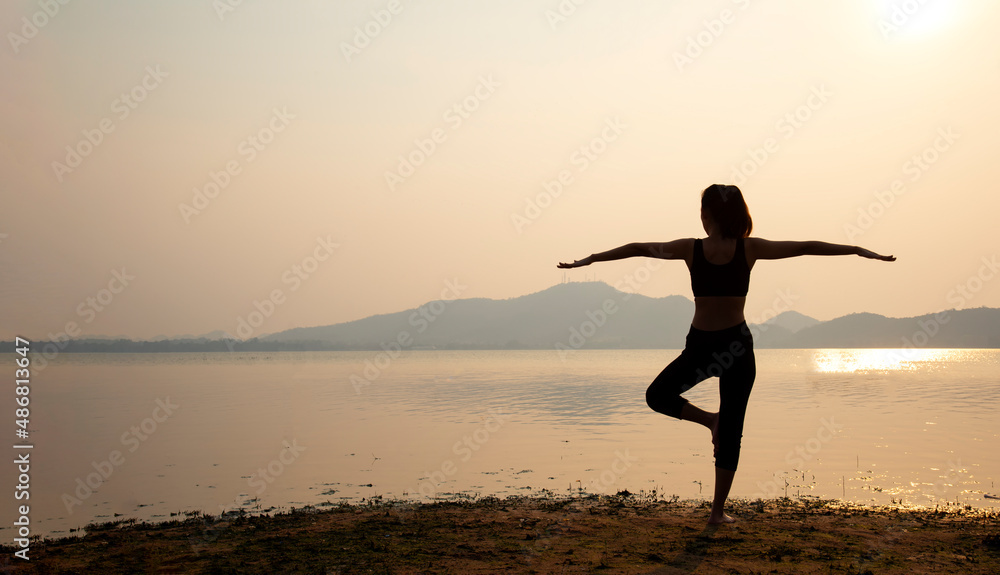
top-left (645, 321), bottom-right (756, 471)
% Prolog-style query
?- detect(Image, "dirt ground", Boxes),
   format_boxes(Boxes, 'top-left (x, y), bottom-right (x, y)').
top-left (3, 494), bottom-right (999, 574)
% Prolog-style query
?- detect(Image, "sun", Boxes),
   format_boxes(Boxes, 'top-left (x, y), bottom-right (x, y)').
top-left (876, 0), bottom-right (961, 40)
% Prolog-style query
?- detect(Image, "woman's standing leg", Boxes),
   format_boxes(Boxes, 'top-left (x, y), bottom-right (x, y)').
top-left (710, 468), bottom-right (737, 524)
top-left (708, 330), bottom-right (756, 524)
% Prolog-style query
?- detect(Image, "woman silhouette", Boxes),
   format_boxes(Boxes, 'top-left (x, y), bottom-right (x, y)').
top-left (557, 184), bottom-right (894, 524)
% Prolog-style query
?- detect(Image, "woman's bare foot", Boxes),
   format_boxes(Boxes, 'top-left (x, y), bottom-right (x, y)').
top-left (708, 512), bottom-right (735, 525)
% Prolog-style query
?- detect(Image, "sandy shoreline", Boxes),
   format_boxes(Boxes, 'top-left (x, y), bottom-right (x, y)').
top-left (4, 493), bottom-right (999, 574)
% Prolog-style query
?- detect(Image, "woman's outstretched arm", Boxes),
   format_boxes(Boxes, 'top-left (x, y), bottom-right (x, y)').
top-left (557, 239), bottom-right (694, 269)
top-left (748, 238), bottom-right (895, 262)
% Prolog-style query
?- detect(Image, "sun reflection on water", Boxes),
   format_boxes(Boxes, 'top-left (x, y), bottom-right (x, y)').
top-left (811, 349), bottom-right (962, 373)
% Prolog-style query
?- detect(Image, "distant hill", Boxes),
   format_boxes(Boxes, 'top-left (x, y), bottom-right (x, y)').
top-left (748, 310), bottom-right (820, 348)
top-left (148, 330), bottom-right (234, 342)
top-left (265, 281), bottom-right (696, 349)
top-left (80, 330), bottom-right (235, 342)
top-left (768, 308), bottom-right (1000, 348)
top-left (763, 310), bottom-right (820, 334)
top-left (5, 282), bottom-right (999, 351)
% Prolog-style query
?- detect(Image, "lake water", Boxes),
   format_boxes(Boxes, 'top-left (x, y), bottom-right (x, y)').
top-left (3, 348), bottom-right (999, 538)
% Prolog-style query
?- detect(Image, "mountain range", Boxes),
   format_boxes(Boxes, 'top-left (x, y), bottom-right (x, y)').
top-left (262, 281), bottom-right (999, 349)
top-left (17, 281), bottom-right (998, 351)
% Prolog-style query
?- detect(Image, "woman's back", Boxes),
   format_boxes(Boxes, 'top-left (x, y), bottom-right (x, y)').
top-left (688, 236), bottom-right (752, 331)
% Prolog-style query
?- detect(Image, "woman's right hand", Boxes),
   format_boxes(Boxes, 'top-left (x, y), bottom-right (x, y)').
top-left (557, 258), bottom-right (591, 269)
top-left (857, 248), bottom-right (896, 262)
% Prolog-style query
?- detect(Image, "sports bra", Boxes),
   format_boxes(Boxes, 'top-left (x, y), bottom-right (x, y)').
top-left (690, 238), bottom-right (750, 297)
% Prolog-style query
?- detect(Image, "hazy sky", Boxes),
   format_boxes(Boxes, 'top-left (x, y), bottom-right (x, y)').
top-left (1, 0), bottom-right (999, 341)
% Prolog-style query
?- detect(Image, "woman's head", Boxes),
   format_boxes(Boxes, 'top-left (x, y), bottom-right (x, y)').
top-left (701, 184), bottom-right (752, 239)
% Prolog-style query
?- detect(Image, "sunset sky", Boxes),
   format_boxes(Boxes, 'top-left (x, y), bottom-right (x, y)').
top-left (1, 0), bottom-right (998, 341)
